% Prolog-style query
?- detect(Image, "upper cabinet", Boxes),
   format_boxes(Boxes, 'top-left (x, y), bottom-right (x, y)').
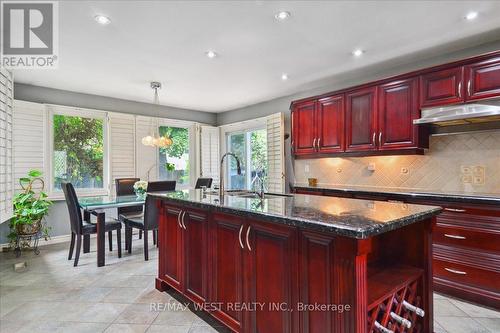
top-left (378, 78), bottom-right (420, 150)
top-left (345, 87), bottom-right (378, 151)
top-left (465, 56), bottom-right (500, 101)
top-left (291, 51), bottom-right (500, 158)
top-left (420, 67), bottom-right (464, 107)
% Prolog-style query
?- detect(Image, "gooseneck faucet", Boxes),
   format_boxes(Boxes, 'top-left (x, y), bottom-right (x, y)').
top-left (219, 152), bottom-right (242, 198)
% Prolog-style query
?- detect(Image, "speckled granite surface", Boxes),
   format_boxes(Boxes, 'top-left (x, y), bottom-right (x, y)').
top-left (294, 183), bottom-right (500, 206)
top-left (149, 190), bottom-right (441, 239)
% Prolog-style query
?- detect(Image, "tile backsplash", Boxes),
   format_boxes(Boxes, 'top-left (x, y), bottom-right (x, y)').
top-left (294, 131), bottom-right (500, 194)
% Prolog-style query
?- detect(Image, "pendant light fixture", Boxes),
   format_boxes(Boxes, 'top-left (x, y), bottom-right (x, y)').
top-left (141, 82), bottom-right (173, 148)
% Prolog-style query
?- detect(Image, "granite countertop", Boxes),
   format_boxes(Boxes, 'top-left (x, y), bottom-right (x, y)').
top-left (294, 183), bottom-right (500, 206)
top-left (149, 190), bottom-right (441, 239)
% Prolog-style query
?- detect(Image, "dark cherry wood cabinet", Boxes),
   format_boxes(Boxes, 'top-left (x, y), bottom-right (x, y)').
top-left (378, 78), bottom-right (421, 150)
top-left (345, 86), bottom-right (378, 152)
top-left (292, 100), bottom-right (317, 155)
top-left (244, 220), bottom-right (298, 333)
top-left (465, 56), bottom-right (500, 101)
top-left (419, 67), bottom-right (464, 107)
top-left (209, 213), bottom-right (246, 332)
top-left (182, 210), bottom-right (209, 304)
top-left (158, 205), bottom-right (183, 291)
top-left (317, 95), bottom-right (345, 153)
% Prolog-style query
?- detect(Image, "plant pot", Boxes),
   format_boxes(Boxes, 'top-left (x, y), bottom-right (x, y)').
top-left (16, 219), bottom-right (42, 236)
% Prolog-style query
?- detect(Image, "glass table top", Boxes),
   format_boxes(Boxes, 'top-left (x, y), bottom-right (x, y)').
top-left (78, 194), bottom-right (145, 209)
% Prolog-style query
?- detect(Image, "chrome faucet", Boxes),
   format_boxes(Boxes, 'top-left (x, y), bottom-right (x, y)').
top-left (219, 152), bottom-right (242, 197)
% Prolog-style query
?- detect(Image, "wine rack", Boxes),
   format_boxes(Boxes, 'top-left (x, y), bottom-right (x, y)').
top-left (367, 265), bottom-right (425, 333)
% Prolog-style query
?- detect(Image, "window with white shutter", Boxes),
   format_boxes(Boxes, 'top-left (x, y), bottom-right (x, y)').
top-left (266, 112), bottom-right (285, 193)
top-left (108, 112), bottom-right (136, 194)
top-left (200, 125), bottom-right (220, 186)
top-left (0, 69), bottom-right (14, 223)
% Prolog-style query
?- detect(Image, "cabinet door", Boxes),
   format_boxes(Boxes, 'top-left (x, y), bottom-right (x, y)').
top-left (209, 213), bottom-right (246, 332)
top-left (183, 210), bottom-right (208, 304)
top-left (317, 95), bottom-right (345, 153)
top-left (299, 231), bottom-right (336, 333)
top-left (345, 87), bottom-right (378, 151)
top-left (244, 220), bottom-right (297, 333)
top-left (378, 78), bottom-right (419, 150)
top-left (465, 56), bottom-right (500, 101)
top-left (420, 67), bottom-right (464, 107)
top-left (159, 206), bottom-right (183, 291)
top-left (292, 100), bottom-right (317, 155)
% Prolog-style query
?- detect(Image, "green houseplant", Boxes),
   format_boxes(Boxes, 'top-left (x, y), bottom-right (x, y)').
top-left (9, 170), bottom-right (53, 248)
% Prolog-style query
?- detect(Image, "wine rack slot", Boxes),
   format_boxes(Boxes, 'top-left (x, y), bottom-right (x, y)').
top-left (367, 265), bottom-right (424, 333)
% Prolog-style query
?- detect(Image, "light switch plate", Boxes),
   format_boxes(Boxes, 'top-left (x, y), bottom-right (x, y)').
top-left (367, 163), bottom-right (376, 171)
top-left (304, 164), bottom-right (310, 173)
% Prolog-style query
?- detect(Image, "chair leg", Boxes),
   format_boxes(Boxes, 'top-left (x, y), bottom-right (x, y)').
top-left (108, 231), bottom-right (113, 251)
top-left (117, 229), bottom-right (122, 258)
top-left (156, 230), bottom-right (159, 248)
top-left (74, 235), bottom-right (82, 267)
top-left (127, 226), bottom-right (132, 254)
top-left (139, 230), bottom-right (142, 239)
top-left (124, 225), bottom-right (129, 251)
top-left (83, 234), bottom-right (90, 253)
top-left (143, 229), bottom-right (149, 261)
top-left (68, 232), bottom-right (75, 260)
top-left (152, 229), bottom-right (156, 245)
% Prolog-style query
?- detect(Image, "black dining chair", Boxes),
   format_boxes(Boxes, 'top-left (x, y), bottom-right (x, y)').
top-left (120, 180), bottom-right (176, 260)
top-left (61, 182), bottom-right (122, 266)
top-left (195, 177), bottom-right (213, 189)
top-left (115, 178), bottom-right (143, 248)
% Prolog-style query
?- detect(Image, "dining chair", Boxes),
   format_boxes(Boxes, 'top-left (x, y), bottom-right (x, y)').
top-left (195, 177), bottom-right (213, 189)
top-left (115, 178), bottom-right (143, 248)
top-left (61, 182), bottom-right (122, 266)
top-left (120, 180), bottom-right (176, 260)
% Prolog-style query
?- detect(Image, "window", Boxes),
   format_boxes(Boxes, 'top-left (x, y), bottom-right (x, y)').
top-left (226, 128), bottom-right (267, 190)
top-left (51, 108), bottom-right (107, 194)
top-left (158, 126), bottom-right (190, 187)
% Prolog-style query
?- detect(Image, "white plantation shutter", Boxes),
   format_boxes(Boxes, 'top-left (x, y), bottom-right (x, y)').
top-left (200, 125), bottom-right (220, 186)
top-left (135, 116), bottom-right (158, 181)
top-left (266, 112), bottom-right (285, 193)
top-left (13, 100), bottom-right (46, 192)
top-left (0, 69), bottom-right (14, 222)
top-left (109, 112), bottom-right (136, 194)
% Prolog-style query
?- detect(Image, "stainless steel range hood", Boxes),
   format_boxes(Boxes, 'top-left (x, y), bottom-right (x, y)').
top-left (414, 102), bottom-right (500, 126)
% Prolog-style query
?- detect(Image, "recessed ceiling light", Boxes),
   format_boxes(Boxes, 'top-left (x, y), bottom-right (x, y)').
top-left (205, 50), bottom-right (217, 59)
top-left (281, 73), bottom-right (289, 81)
top-left (465, 11), bottom-right (478, 20)
top-left (94, 15), bottom-right (111, 25)
top-left (352, 49), bottom-right (364, 57)
top-left (275, 11), bottom-right (291, 21)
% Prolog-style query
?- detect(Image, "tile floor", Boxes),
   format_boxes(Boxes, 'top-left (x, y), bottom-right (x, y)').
top-left (0, 236), bottom-right (499, 333)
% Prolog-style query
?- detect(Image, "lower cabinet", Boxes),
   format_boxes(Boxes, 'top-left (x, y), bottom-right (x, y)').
top-left (159, 205), bottom-right (183, 291)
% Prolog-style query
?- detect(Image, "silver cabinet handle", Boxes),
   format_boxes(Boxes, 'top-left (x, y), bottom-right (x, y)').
top-left (445, 267), bottom-right (467, 275)
top-left (467, 79), bottom-right (471, 96)
top-left (444, 234), bottom-right (466, 240)
top-left (312, 138), bottom-right (317, 150)
top-left (372, 132), bottom-right (376, 145)
top-left (444, 208), bottom-right (466, 213)
top-left (246, 226), bottom-right (252, 251)
top-left (177, 210), bottom-right (182, 228)
top-left (458, 81), bottom-right (462, 98)
top-left (181, 211), bottom-right (187, 230)
top-left (317, 138), bottom-right (321, 150)
top-left (378, 131), bottom-right (382, 146)
top-left (238, 224), bottom-right (244, 249)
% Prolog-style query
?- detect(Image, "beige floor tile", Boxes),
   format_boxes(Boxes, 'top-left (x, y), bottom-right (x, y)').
top-left (147, 325), bottom-right (191, 333)
top-left (153, 308), bottom-right (198, 326)
top-left (450, 299), bottom-right (500, 319)
top-left (434, 299), bottom-right (468, 317)
top-left (78, 302), bottom-right (129, 323)
top-left (114, 303), bottom-right (160, 325)
top-left (435, 316), bottom-right (491, 333)
top-left (104, 323), bottom-right (150, 333)
top-left (474, 318), bottom-right (500, 332)
top-left (102, 287), bottom-right (146, 303)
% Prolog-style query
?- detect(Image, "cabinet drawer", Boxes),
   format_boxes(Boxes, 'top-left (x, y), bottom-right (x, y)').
top-left (434, 224), bottom-right (500, 253)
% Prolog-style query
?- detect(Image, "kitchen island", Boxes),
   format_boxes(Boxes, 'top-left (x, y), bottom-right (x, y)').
top-left (150, 190), bottom-right (441, 333)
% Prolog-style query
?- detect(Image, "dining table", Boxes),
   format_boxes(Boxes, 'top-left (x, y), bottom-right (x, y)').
top-left (78, 194), bottom-right (145, 267)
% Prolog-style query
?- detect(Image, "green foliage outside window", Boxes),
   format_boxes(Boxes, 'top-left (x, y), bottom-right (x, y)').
top-left (158, 126), bottom-right (190, 185)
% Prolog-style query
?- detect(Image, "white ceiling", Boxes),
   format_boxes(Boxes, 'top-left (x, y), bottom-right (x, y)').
top-left (13, 1), bottom-right (500, 112)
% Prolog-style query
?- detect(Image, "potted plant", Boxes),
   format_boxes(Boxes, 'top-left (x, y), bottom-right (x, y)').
top-left (9, 170), bottom-right (53, 254)
top-left (133, 180), bottom-right (148, 199)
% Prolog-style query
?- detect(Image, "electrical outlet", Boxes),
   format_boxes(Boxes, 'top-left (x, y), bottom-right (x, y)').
top-left (473, 176), bottom-right (485, 185)
top-left (473, 165), bottom-right (485, 177)
top-left (367, 163), bottom-right (376, 171)
top-left (401, 167), bottom-right (409, 175)
top-left (304, 164), bottom-right (310, 173)
top-left (461, 166), bottom-right (471, 174)
top-left (461, 175), bottom-right (472, 184)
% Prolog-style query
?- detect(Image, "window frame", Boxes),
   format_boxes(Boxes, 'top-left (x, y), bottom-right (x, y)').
top-left (47, 106), bottom-right (109, 199)
top-left (156, 118), bottom-right (195, 190)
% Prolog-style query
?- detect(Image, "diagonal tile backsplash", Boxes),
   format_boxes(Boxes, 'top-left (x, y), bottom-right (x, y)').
top-left (294, 131), bottom-right (500, 194)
